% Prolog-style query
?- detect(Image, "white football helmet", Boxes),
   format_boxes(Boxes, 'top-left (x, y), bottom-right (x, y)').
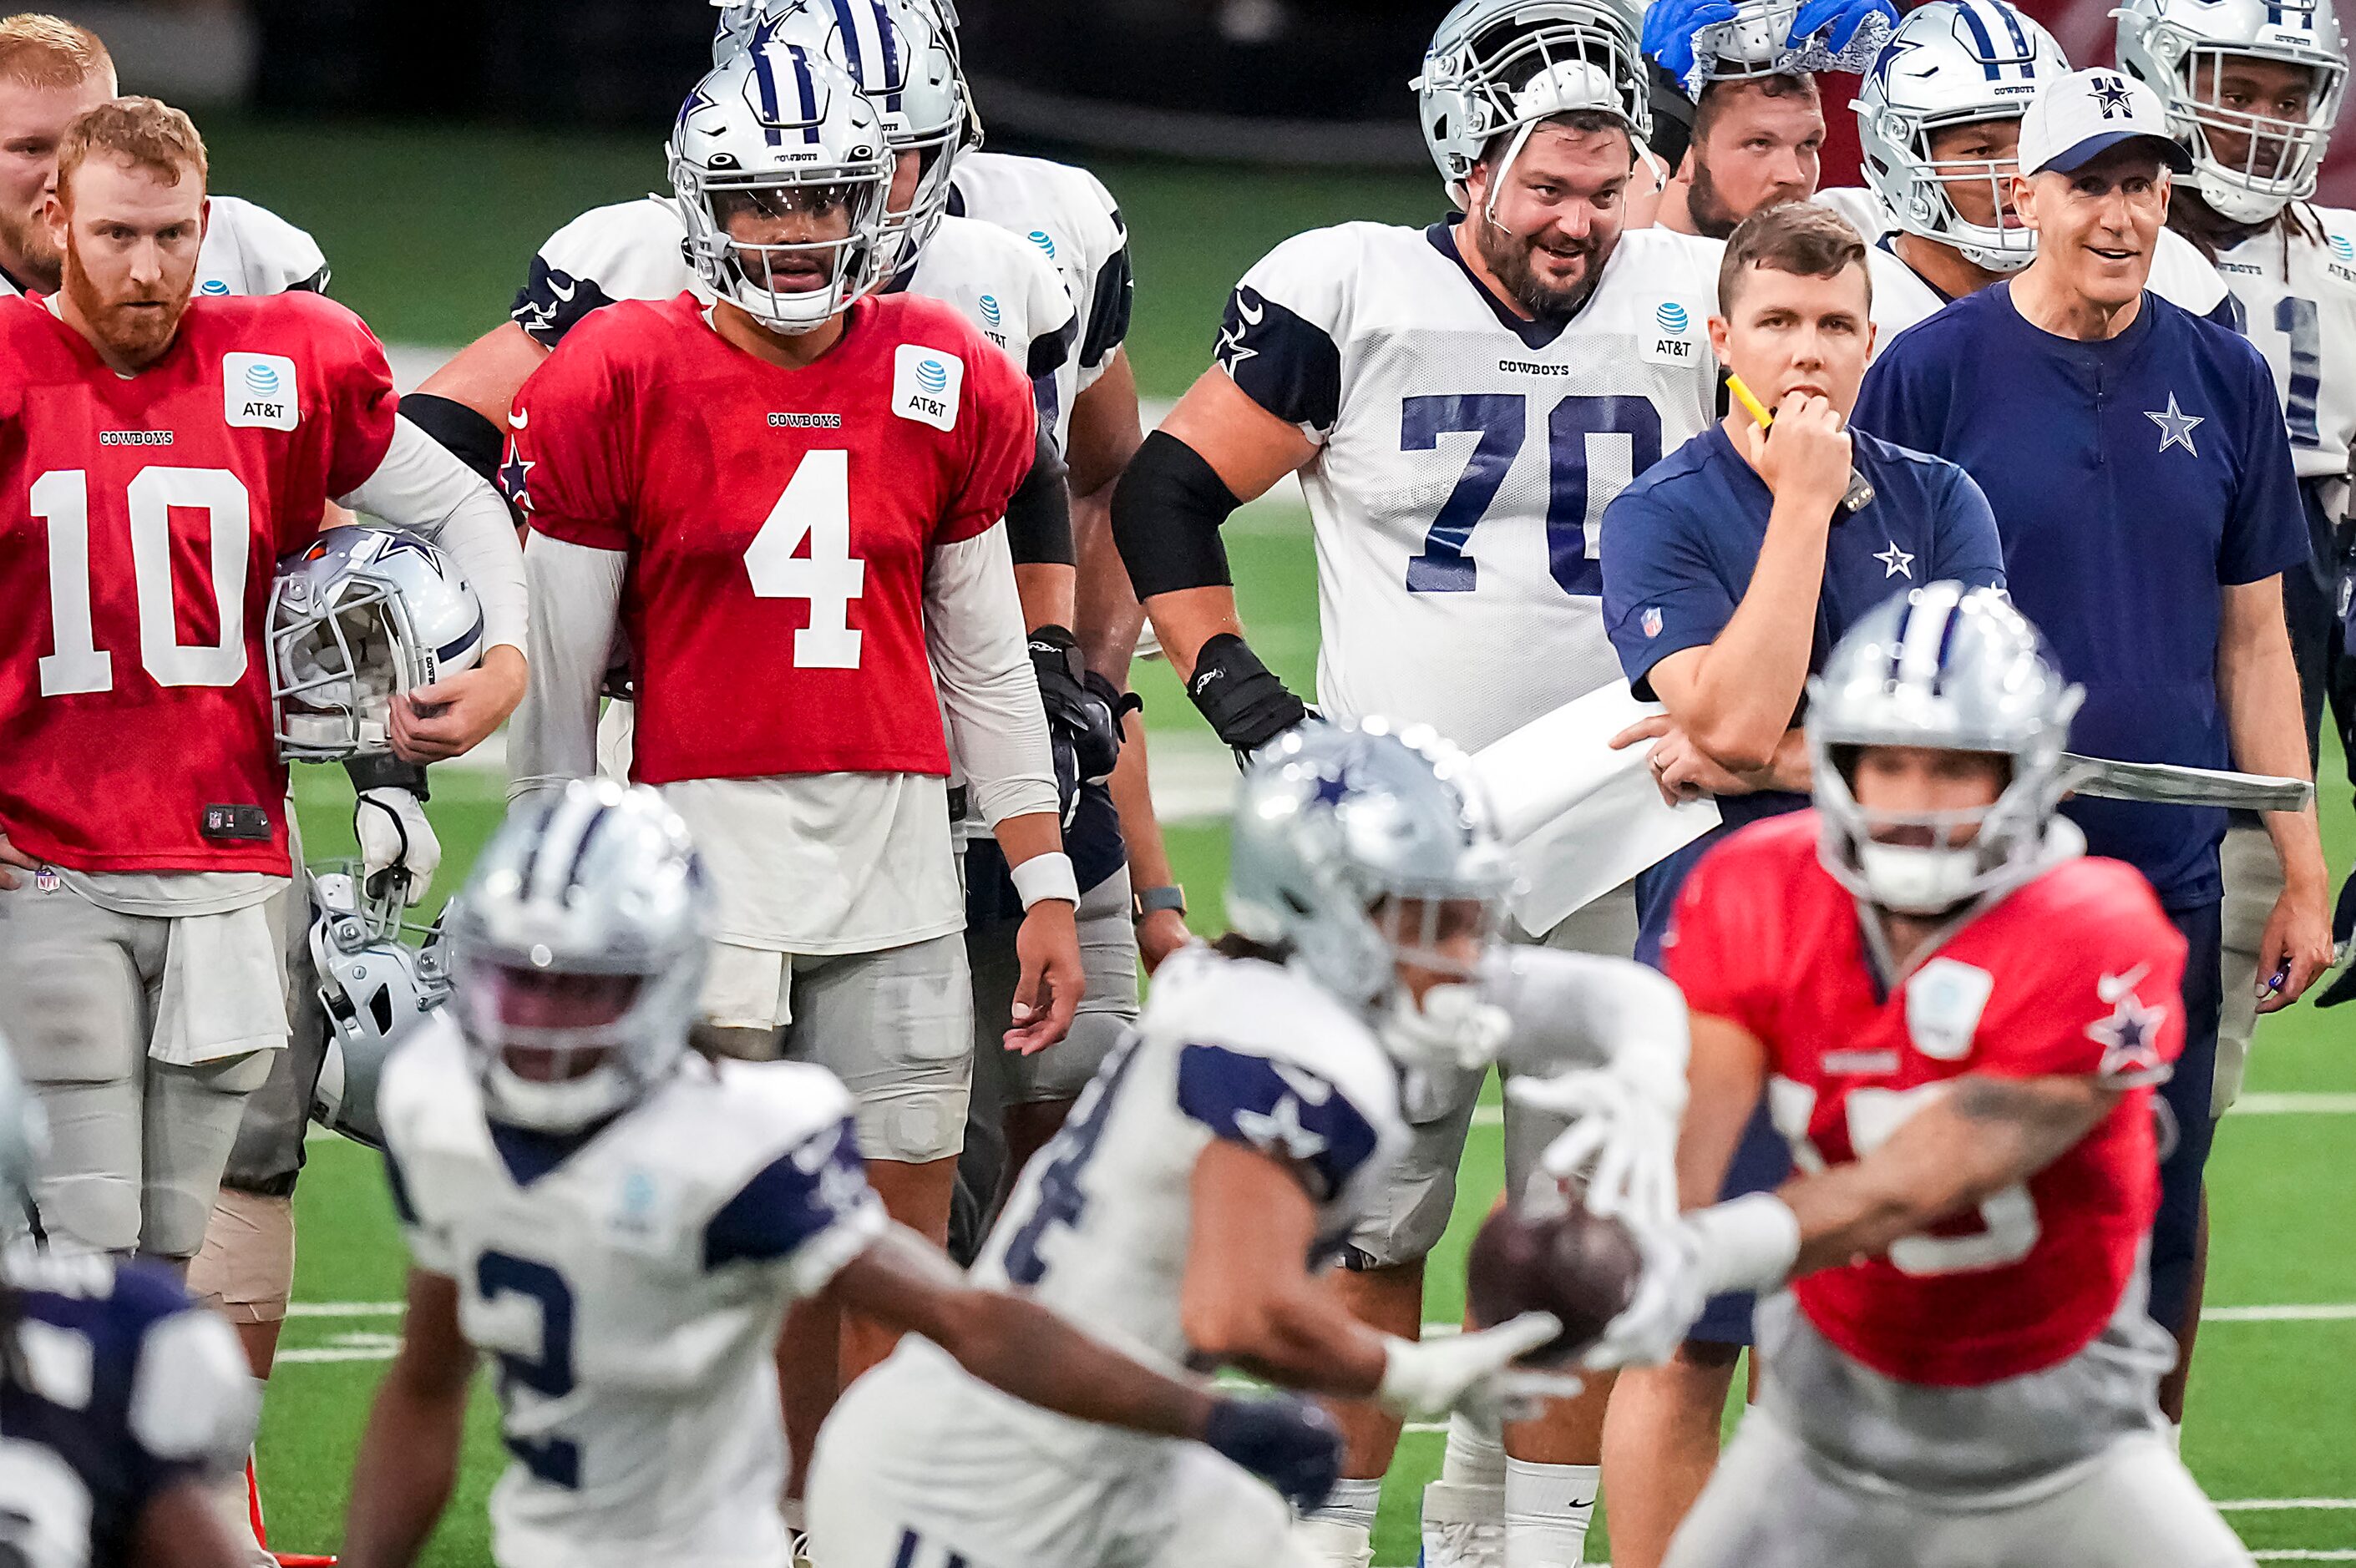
top-left (307, 867), bottom-right (449, 1150)
top-left (714, 0), bottom-right (971, 268)
top-left (267, 526), bottom-right (484, 762)
top-left (443, 781), bottom-right (712, 1134)
top-left (671, 38), bottom-right (897, 334)
top-left (1420, 0), bottom-right (1654, 210)
top-left (1808, 583), bottom-right (2083, 915)
top-left (1856, 2), bottom-right (2068, 273)
top-left (2116, 0), bottom-right (2347, 223)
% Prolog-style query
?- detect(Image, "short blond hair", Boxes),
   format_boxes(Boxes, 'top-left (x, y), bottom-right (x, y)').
top-left (0, 13), bottom-right (111, 89)
top-left (57, 96), bottom-right (206, 206)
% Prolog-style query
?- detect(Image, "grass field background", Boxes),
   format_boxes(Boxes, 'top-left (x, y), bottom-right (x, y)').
top-left (205, 113), bottom-right (2356, 1563)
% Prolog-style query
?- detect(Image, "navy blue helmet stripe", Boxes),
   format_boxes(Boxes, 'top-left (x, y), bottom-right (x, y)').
top-left (1956, 2), bottom-right (2004, 80)
top-left (750, 41), bottom-right (785, 147)
top-left (832, 0), bottom-right (865, 80)
top-left (791, 45), bottom-right (821, 143)
top-left (1994, 2), bottom-right (2032, 73)
top-left (873, 0), bottom-right (905, 111)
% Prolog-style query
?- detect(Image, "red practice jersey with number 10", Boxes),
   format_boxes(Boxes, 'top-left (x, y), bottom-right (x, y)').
top-left (1666, 811), bottom-right (2187, 1388)
top-left (510, 291), bottom-right (1036, 787)
top-left (0, 292), bottom-right (398, 876)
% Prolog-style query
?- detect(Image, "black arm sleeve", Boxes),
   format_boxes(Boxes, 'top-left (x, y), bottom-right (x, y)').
top-left (1005, 426), bottom-right (1075, 568)
top-left (398, 392), bottom-right (505, 488)
top-left (1111, 431), bottom-right (1244, 599)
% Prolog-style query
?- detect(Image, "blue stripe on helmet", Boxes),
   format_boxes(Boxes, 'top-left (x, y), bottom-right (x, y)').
top-left (1932, 600), bottom-right (1964, 694)
top-left (750, 41), bottom-right (785, 146)
top-left (832, 0), bottom-right (865, 80)
top-left (1994, 2), bottom-right (2033, 76)
top-left (1889, 598), bottom-right (1917, 686)
top-left (792, 45), bottom-right (820, 143)
top-left (872, 0), bottom-right (904, 111)
top-left (1955, 3), bottom-right (2003, 81)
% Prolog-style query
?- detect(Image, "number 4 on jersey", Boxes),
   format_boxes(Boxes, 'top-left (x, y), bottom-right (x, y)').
top-left (742, 448), bottom-right (866, 670)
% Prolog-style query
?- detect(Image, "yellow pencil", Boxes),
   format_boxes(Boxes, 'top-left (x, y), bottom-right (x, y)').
top-left (1724, 372), bottom-right (1877, 515)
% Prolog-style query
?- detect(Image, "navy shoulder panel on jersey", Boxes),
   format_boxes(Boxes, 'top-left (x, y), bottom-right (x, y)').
top-left (1082, 229), bottom-right (1134, 371)
top-left (1174, 1042), bottom-right (1381, 1201)
top-left (1217, 285), bottom-right (1342, 432)
top-left (512, 253), bottom-right (621, 349)
top-left (703, 1115), bottom-right (872, 1271)
top-left (383, 1147), bottom-right (421, 1226)
top-left (1029, 310), bottom-right (1078, 382)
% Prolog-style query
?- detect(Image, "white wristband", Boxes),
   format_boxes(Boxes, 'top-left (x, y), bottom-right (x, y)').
top-left (1008, 851), bottom-right (1080, 909)
top-left (1688, 1192), bottom-right (1801, 1297)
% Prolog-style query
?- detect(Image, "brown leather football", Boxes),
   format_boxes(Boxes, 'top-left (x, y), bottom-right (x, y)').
top-left (1465, 1201), bottom-right (1643, 1365)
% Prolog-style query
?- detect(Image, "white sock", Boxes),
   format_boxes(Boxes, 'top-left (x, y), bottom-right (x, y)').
top-left (1441, 1409), bottom-right (1507, 1490)
top-left (1308, 1475), bottom-right (1383, 1537)
top-left (1503, 1458), bottom-right (1598, 1568)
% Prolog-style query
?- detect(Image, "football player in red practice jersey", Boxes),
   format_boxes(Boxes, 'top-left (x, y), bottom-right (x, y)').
top-left (504, 37), bottom-right (1082, 1413)
top-left (1523, 583), bottom-right (2253, 1566)
top-left (0, 99), bottom-right (525, 1271)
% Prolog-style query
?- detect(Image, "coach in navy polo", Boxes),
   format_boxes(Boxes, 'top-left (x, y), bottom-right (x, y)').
top-left (1594, 201), bottom-right (2003, 1554)
top-left (1853, 68), bottom-right (2333, 1424)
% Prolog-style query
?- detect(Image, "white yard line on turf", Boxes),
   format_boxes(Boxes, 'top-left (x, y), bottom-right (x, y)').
top-left (2219, 1501), bottom-right (2356, 1510)
top-left (2252, 1553), bottom-right (2356, 1560)
top-left (2202, 1304), bottom-right (2356, 1323)
top-left (1467, 1093), bottom-right (2356, 1131)
top-left (285, 1302), bottom-right (403, 1317)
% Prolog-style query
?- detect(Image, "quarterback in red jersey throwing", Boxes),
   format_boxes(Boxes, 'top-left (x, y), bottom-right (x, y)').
top-left (0, 98), bottom-right (526, 1265)
top-left (1525, 584), bottom-right (2252, 1566)
top-left (505, 38), bottom-right (1080, 1391)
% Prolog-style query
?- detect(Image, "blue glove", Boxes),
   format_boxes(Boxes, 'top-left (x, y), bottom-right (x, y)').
top-left (1203, 1394), bottom-right (1345, 1513)
top-left (2315, 868), bottom-right (2356, 1008)
top-left (1641, 0), bottom-right (1738, 87)
top-left (1791, 0), bottom-right (1899, 53)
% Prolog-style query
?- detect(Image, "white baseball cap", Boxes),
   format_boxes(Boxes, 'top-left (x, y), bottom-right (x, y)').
top-left (2017, 68), bottom-right (2196, 178)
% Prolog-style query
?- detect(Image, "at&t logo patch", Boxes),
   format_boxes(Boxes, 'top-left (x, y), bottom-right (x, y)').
top-left (892, 345), bottom-right (965, 432)
top-left (223, 352), bottom-right (299, 431)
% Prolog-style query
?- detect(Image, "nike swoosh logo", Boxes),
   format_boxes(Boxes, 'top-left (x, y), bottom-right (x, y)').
top-left (2097, 964), bottom-right (2150, 1004)
top-left (1235, 293), bottom-right (1265, 326)
top-left (548, 277), bottom-right (579, 303)
top-left (509, 407), bottom-right (529, 431)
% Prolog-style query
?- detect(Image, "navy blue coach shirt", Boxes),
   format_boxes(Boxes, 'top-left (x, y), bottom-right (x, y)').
top-left (1854, 283), bottom-right (2307, 910)
top-left (1601, 422), bottom-right (2007, 957)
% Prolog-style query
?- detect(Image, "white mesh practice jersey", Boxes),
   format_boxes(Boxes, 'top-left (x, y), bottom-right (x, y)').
top-left (970, 945), bottom-right (1406, 1435)
top-left (509, 195), bottom-right (1074, 432)
top-left (0, 194), bottom-right (325, 301)
top-left (950, 150), bottom-right (1132, 436)
top-left (1814, 185), bottom-right (2234, 338)
top-left (2207, 206), bottom-right (2356, 503)
top-left (378, 1018), bottom-right (885, 1568)
top-left (1216, 221), bottom-right (1726, 753)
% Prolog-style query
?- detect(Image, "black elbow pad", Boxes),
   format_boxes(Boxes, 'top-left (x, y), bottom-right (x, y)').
top-left (1005, 427), bottom-right (1075, 567)
top-left (1112, 431), bottom-right (1243, 599)
top-left (398, 392), bottom-right (506, 488)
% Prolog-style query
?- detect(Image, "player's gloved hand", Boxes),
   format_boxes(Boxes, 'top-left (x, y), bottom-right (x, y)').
top-left (2316, 868), bottom-right (2356, 1008)
top-left (1376, 1312), bottom-right (1573, 1422)
top-left (1185, 633), bottom-right (1309, 765)
top-left (1513, 1069), bottom-right (1682, 1228)
top-left (1791, 0), bottom-right (1898, 52)
top-left (1029, 625), bottom-right (1131, 824)
top-left (1578, 1217), bottom-right (1713, 1371)
top-left (1640, 0), bottom-right (1737, 84)
top-left (1203, 1393), bottom-right (1345, 1513)
top-left (355, 787), bottom-right (440, 907)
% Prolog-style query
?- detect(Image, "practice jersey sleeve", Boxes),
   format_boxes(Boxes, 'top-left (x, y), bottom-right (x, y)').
top-left (125, 1299), bottom-right (260, 1488)
top-left (2218, 338), bottom-right (2315, 586)
top-left (511, 199), bottom-right (692, 349)
top-left (308, 296), bottom-right (403, 500)
top-left (1661, 831), bottom-right (1782, 1037)
top-left (208, 195), bottom-right (330, 294)
top-left (1599, 479), bottom-right (1739, 694)
top-left (1995, 869), bottom-right (2188, 1085)
top-left (1173, 1042), bottom-right (1385, 1201)
top-left (938, 333), bottom-right (1039, 545)
top-left (1213, 226), bottom-right (1360, 441)
top-left (383, 1146), bottom-right (457, 1277)
top-left (702, 1114), bottom-right (888, 1297)
top-left (1079, 191), bottom-right (1133, 377)
top-left (509, 314), bottom-right (638, 552)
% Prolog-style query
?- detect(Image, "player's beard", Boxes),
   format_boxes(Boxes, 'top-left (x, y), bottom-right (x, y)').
top-left (1475, 219), bottom-right (1609, 321)
top-left (0, 198), bottom-right (62, 292)
top-left (1685, 157), bottom-right (1742, 241)
top-left (63, 246), bottom-right (190, 370)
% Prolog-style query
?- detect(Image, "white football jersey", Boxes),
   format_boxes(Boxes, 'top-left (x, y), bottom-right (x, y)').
top-left (0, 193), bottom-right (325, 301)
top-left (378, 1017), bottom-right (885, 1568)
top-left (950, 149), bottom-right (1132, 435)
top-left (2207, 206), bottom-right (2356, 506)
top-left (1219, 220), bottom-right (1725, 753)
top-left (971, 945), bottom-right (1407, 1426)
top-left (510, 195), bottom-right (1074, 414)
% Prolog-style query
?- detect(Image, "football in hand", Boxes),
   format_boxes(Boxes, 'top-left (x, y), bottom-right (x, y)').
top-left (1465, 1200), bottom-right (1643, 1365)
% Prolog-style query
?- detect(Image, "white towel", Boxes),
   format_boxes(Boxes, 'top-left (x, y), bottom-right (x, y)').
top-left (1471, 682), bottom-right (1721, 937)
top-left (151, 902), bottom-right (289, 1065)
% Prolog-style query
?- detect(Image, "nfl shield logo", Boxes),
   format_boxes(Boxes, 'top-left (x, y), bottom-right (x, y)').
top-left (1640, 606), bottom-right (1664, 640)
top-left (33, 866), bottom-right (59, 893)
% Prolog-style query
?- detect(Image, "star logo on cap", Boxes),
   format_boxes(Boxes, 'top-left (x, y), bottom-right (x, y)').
top-left (2090, 74), bottom-right (2136, 119)
top-left (1875, 540), bottom-right (1915, 579)
top-left (2146, 392), bottom-right (2204, 456)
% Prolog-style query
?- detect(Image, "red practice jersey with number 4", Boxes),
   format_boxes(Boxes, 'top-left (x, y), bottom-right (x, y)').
top-left (0, 293), bottom-right (398, 876)
top-left (1666, 812), bottom-right (2187, 1388)
top-left (509, 291), bottom-right (1036, 787)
